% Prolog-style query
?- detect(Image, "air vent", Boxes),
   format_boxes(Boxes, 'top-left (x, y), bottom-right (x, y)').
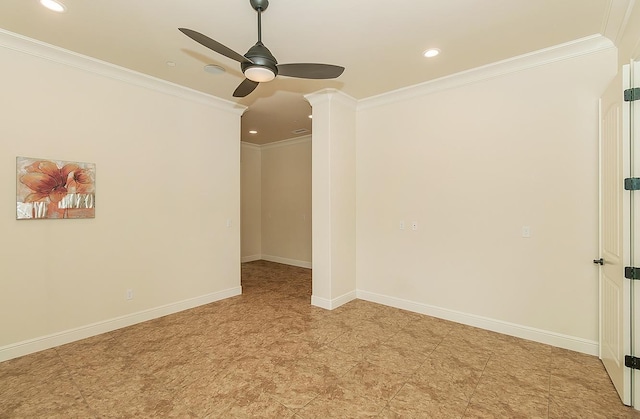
top-left (292, 128), bottom-right (309, 135)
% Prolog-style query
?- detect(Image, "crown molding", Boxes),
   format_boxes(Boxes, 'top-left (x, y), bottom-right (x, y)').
top-left (305, 88), bottom-right (358, 108)
top-left (358, 34), bottom-right (616, 111)
top-left (0, 28), bottom-right (247, 115)
top-left (240, 141), bottom-right (262, 150)
top-left (601, 0), bottom-right (635, 45)
top-left (242, 135), bottom-right (311, 150)
top-left (261, 135), bottom-right (311, 150)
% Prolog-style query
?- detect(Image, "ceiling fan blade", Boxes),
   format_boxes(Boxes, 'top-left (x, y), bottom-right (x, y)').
top-left (277, 63), bottom-right (345, 79)
top-left (233, 79), bottom-right (260, 97)
top-left (179, 28), bottom-right (251, 64)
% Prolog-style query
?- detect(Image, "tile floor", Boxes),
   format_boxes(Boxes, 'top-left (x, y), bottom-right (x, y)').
top-left (1, 260), bottom-right (640, 418)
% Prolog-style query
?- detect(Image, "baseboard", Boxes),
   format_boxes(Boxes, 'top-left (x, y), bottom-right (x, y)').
top-left (0, 286), bottom-right (242, 362)
top-left (356, 290), bottom-right (598, 356)
top-left (261, 254), bottom-right (312, 269)
top-left (311, 290), bottom-right (357, 310)
top-left (241, 254), bottom-right (261, 263)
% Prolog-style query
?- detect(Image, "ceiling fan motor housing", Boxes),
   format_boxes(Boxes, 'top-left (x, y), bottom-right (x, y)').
top-left (242, 42), bottom-right (278, 76)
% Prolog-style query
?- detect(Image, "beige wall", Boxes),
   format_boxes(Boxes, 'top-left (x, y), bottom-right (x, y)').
top-left (0, 32), bottom-right (242, 360)
top-left (240, 137), bottom-right (312, 267)
top-left (355, 40), bottom-right (617, 353)
top-left (261, 137), bottom-right (312, 267)
top-left (241, 143), bottom-right (262, 260)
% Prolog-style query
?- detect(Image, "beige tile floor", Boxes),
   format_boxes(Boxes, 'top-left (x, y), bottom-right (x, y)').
top-left (2, 260), bottom-right (640, 418)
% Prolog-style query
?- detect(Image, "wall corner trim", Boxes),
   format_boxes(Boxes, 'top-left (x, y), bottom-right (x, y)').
top-left (0, 286), bottom-right (242, 363)
top-left (358, 34), bottom-right (616, 111)
top-left (0, 28), bottom-right (246, 115)
top-left (356, 290), bottom-right (598, 356)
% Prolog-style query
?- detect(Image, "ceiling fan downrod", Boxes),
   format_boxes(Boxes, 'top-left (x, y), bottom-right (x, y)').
top-left (250, 0), bottom-right (268, 43)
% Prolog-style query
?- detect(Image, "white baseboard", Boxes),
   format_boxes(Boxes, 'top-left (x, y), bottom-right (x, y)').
top-left (311, 290), bottom-right (357, 310)
top-left (356, 290), bottom-right (598, 356)
top-left (0, 286), bottom-right (242, 362)
top-left (261, 254), bottom-right (312, 269)
top-left (241, 254), bottom-right (261, 263)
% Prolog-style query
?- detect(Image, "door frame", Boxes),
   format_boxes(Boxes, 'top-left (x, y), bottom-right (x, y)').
top-left (629, 59), bottom-right (640, 409)
top-left (599, 61), bottom-right (634, 407)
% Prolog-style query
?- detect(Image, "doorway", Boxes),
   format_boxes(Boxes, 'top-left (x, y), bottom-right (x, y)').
top-left (240, 136), bottom-right (313, 269)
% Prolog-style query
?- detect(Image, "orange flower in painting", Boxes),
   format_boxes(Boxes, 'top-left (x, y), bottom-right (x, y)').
top-left (66, 168), bottom-right (93, 193)
top-left (20, 160), bottom-right (78, 203)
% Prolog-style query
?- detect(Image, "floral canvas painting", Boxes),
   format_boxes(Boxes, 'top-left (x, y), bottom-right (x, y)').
top-left (16, 157), bottom-right (95, 220)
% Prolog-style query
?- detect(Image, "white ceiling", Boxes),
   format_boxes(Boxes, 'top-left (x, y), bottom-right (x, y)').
top-left (0, 0), bottom-right (625, 144)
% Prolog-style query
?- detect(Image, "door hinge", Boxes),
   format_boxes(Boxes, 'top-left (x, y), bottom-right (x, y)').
top-left (624, 87), bottom-right (640, 102)
top-left (626, 355), bottom-right (640, 369)
top-left (624, 178), bottom-right (640, 190)
top-left (625, 267), bottom-right (640, 280)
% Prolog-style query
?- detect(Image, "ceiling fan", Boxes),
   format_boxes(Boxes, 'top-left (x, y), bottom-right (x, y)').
top-left (179, 0), bottom-right (345, 98)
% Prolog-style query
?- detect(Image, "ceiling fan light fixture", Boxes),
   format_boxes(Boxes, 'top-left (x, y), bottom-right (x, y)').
top-left (244, 66), bottom-right (275, 83)
top-left (40, 0), bottom-right (66, 12)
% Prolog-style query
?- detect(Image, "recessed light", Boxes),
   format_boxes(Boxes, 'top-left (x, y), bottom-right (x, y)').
top-left (40, 0), bottom-right (66, 12)
top-left (249, 130), bottom-right (258, 134)
top-left (204, 64), bottom-right (225, 75)
top-left (423, 48), bottom-right (440, 58)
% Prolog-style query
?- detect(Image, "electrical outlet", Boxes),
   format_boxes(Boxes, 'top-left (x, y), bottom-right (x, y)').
top-left (399, 221), bottom-right (405, 230)
top-left (522, 226), bottom-right (531, 238)
top-left (411, 221), bottom-right (418, 231)
top-left (125, 289), bottom-right (133, 300)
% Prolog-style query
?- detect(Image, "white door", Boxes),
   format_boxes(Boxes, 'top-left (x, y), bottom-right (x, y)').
top-left (598, 62), bottom-right (633, 406)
